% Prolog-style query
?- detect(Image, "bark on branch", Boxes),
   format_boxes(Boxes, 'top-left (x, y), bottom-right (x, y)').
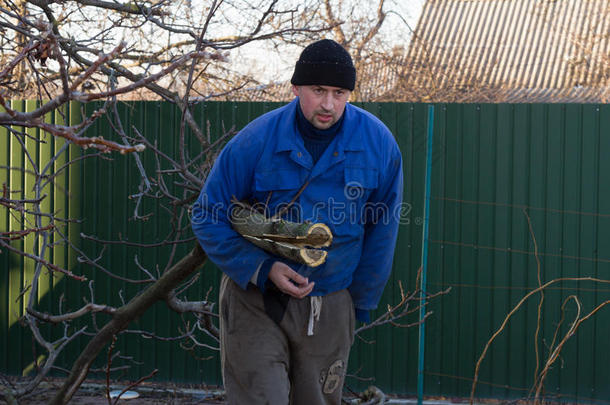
top-left (27, 303), bottom-right (116, 323)
top-left (230, 204), bottom-right (333, 267)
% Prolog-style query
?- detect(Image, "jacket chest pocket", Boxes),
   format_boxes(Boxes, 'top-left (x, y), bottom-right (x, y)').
top-left (344, 167), bottom-right (378, 198)
top-left (254, 169), bottom-right (303, 191)
top-left (253, 169), bottom-right (303, 219)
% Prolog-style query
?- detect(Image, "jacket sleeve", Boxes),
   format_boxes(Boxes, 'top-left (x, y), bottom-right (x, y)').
top-left (190, 132), bottom-right (272, 289)
top-left (348, 139), bottom-right (403, 323)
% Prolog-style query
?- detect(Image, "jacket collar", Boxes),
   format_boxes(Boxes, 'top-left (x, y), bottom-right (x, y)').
top-left (274, 98), bottom-right (363, 154)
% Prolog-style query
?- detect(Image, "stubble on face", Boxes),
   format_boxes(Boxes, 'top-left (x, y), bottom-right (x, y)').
top-left (309, 108), bottom-right (337, 129)
top-left (292, 85), bottom-right (351, 130)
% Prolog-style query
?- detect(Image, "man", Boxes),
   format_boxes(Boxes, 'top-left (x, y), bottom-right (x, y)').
top-left (191, 39), bottom-right (402, 404)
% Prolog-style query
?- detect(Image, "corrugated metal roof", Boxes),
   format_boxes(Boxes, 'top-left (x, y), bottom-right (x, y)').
top-left (403, 0), bottom-right (610, 103)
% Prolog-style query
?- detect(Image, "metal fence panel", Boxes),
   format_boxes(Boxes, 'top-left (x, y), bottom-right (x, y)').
top-left (424, 104), bottom-right (610, 402)
top-left (1, 101), bottom-right (81, 376)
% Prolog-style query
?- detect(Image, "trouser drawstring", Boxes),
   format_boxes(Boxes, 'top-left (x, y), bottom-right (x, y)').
top-left (307, 296), bottom-right (322, 336)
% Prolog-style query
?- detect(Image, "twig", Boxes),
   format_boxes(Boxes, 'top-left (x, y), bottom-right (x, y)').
top-left (112, 369), bottom-right (159, 405)
top-left (272, 179), bottom-right (311, 220)
top-left (27, 303), bottom-right (116, 324)
top-left (469, 276), bottom-right (610, 404)
top-left (533, 299), bottom-right (610, 404)
top-left (0, 224), bottom-right (54, 241)
top-left (0, 240), bottom-right (86, 281)
top-left (105, 335), bottom-right (118, 405)
top-left (356, 283), bottom-right (450, 335)
top-left (523, 208), bottom-right (545, 392)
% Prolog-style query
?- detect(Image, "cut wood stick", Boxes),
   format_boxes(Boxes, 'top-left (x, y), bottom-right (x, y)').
top-left (230, 205), bottom-right (332, 247)
top-left (230, 204), bottom-right (332, 267)
top-left (243, 235), bottom-right (327, 267)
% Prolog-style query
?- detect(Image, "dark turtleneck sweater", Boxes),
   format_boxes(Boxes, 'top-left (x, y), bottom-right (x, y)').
top-left (295, 103), bottom-right (345, 165)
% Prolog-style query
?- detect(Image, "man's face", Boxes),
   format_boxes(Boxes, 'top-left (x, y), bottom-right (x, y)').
top-left (292, 85), bottom-right (351, 130)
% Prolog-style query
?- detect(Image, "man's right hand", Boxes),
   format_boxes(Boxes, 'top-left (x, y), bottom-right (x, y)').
top-left (268, 262), bottom-right (314, 299)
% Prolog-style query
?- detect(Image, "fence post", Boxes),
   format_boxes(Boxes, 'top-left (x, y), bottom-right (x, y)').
top-left (417, 104), bottom-right (435, 405)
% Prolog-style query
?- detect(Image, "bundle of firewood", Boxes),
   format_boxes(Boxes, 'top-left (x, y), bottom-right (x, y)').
top-left (230, 204), bottom-right (333, 267)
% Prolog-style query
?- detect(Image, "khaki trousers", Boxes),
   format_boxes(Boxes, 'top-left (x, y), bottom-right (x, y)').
top-left (219, 274), bottom-right (355, 405)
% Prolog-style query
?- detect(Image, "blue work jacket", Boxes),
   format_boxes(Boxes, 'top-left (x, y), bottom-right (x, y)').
top-left (191, 98), bottom-right (403, 322)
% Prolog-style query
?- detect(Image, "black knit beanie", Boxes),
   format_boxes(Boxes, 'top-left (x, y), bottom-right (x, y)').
top-left (290, 39), bottom-right (356, 91)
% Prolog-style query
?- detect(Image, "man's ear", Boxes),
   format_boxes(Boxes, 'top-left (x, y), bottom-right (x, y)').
top-left (291, 85), bottom-right (300, 97)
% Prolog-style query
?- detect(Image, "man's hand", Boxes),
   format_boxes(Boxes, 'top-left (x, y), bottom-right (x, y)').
top-left (268, 262), bottom-right (314, 299)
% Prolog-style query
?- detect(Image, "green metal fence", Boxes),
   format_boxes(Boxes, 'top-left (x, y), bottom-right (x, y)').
top-left (1, 101), bottom-right (82, 379)
top-left (424, 104), bottom-right (610, 402)
top-left (1, 101), bottom-right (609, 402)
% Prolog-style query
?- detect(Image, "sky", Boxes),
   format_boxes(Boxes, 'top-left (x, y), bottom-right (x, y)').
top-left (53, 0), bottom-right (427, 88)
top-left (235, 0), bottom-right (426, 83)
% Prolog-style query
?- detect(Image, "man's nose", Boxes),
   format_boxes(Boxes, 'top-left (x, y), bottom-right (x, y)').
top-left (321, 93), bottom-right (333, 111)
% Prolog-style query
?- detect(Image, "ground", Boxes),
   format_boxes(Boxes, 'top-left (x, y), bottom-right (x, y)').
top-left (0, 380), bottom-right (397, 404)
top-left (1, 379), bottom-right (226, 404)
top-left (2, 378), bottom-right (539, 404)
